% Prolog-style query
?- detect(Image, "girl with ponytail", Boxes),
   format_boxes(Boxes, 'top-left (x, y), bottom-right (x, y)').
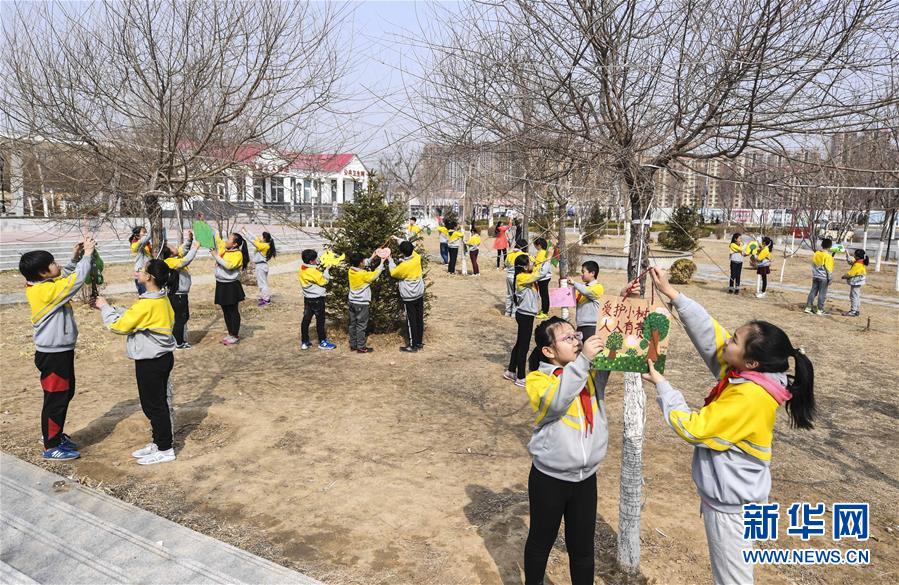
top-left (211, 232), bottom-right (248, 345)
top-left (522, 317), bottom-right (608, 584)
top-left (502, 253), bottom-right (541, 386)
top-left (641, 267), bottom-right (816, 585)
top-left (93, 259), bottom-right (178, 465)
top-left (243, 228), bottom-right (277, 306)
top-left (840, 248), bottom-right (868, 317)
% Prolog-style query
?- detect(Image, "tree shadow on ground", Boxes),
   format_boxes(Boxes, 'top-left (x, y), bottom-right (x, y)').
top-left (464, 483), bottom-right (648, 585)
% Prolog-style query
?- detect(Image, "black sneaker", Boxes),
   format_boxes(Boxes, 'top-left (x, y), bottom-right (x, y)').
top-left (414, 344), bottom-right (424, 351)
top-left (400, 346), bottom-right (419, 353)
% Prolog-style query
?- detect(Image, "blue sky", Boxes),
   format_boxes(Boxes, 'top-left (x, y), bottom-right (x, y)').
top-left (334, 1), bottom-right (461, 163)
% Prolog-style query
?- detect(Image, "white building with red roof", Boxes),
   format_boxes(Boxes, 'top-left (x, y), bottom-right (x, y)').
top-left (212, 145), bottom-right (368, 217)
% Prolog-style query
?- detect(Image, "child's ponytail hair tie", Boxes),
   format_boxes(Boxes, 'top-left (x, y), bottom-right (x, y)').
top-left (794, 346), bottom-right (806, 357)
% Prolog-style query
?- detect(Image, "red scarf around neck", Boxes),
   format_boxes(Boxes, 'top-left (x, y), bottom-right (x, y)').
top-left (705, 369), bottom-right (793, 406)
top-left (553, 368), bottom-right (593, 434)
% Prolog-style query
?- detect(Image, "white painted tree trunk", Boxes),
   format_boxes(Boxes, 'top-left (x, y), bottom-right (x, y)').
top-left (618, 371), bottom-right (645, 573)
top-left (875, 238), bottom-right (885, 272)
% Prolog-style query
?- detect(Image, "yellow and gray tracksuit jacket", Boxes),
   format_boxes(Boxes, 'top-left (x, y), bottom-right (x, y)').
top-left (811, 250), bottom-right (834, 281)
top-left (845, 260), bottom-right (867, 286)
top-left (388, 252), bottom-right (424, 301)
top-left (525, 354), bottom-right (611, 482)
top-left (131, 233), bottom-right (152, 272)
top-left (534, 248), bottom-right (552, 281)
top-left (655, 294), bottom-right (788, 513)
top-left (407, 224), bottom-right (422, 239)
top-left (163, 237), bottom-right (198, 294)
top-left (437, 226), bottom-right (449, 244)
top-left (447, 229), bottom-right (464, 249)
top-left (26, 254), bottom-right (92, 353)
top-left (729, 242), bottom-right (744, 263)
top-left (101, 290), bottom-right (176, 359)
top-left (298, 262), bottom-right (330, 298)
top-left (754, 245), bottom-right (771, 268)
top-left (348, 263), bottom-right (384, 305)
top-left (505, 250), bottom-right (527, 281)
top-left (514, 270), bottom-right (542, 316)
top-left (213, 236), bottom-right (244, 282)
top-left (571, 280), bottom-right (605, 327)
top-left (466, 234), bottom-right (481, 251)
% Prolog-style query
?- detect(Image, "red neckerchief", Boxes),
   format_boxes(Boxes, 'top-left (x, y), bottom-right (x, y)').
top-left (553, 367), bottom-right (593, 435)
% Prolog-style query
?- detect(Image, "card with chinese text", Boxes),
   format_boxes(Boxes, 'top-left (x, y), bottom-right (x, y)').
top-left (590, 296), bottom-right (671, 374)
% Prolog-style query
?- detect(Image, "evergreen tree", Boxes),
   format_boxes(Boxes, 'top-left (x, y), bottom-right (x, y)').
top-left (322, 176), bottom-right (431, 333)
top-left (658, 206), bottom-right (702, 251)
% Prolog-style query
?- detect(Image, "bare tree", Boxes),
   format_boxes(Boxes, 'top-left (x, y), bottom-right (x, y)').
top-left (419, 0), bottom-right (897, 574)
top-left (1, 0), bottom-right (347, 245)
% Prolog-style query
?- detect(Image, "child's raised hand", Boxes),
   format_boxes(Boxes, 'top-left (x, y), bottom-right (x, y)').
top-left (191, 240), bottom-right (200, 249)
top-left (92, 295), bottom-right (108, 309)
top-left (83, 236), bottom-right (96, 256)
top-left (642, 359), bottom-right (665, 386)
top-left (649, 267), bottom-right (678, 300)
top-left (581, 335), bottom-right (604, 361)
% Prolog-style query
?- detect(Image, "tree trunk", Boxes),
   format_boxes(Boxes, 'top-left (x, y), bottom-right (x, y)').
top-left (174, 195), bottom-right (185, 245)
top-left (618, 371), bottom-right (646, 574)
top-left (608, 349), bottom-right (617, 360)
top-left (144, 193), bottom-right (164, 256)
top-left (647, 329), bottom-right (660, 361)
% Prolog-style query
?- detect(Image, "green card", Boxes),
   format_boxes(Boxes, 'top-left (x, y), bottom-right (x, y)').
top-left (193, 220), bottom-right (215, 248)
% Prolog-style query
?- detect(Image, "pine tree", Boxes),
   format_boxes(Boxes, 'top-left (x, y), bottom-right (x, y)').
top-left (322, 176), bottom-right (431, 333)
top-left (658, 206), bottom-right (702, 251)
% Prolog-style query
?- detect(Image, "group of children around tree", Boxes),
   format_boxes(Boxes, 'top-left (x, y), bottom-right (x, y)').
top-left (727, 231), bottom-right (869, 316)
top-left (505, 249), bottom-right (818, 584)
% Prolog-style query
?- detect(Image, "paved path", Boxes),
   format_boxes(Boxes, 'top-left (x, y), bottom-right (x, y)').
top-left (0, 452), bottom-right (319, 585)
top-left (694, 264), bottom-right (899, 309)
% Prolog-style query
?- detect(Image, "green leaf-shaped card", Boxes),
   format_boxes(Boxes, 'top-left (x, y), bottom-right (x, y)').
top-left (193, 220), bottom-right (215, 248)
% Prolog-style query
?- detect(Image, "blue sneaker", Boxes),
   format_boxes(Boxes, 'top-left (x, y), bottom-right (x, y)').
top-left (43, 445), bottom-right (80, 461)
top-left (318, 340), bottom-right (336, 350)
top-left (60, 433), bottom-right (78, 450)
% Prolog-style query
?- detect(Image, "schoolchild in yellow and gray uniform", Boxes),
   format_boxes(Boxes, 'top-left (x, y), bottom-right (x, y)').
top-left (642, 267), bottom-right (816, 585)
top-left (406, 217), bottom-right (423, 241)
top-left (446, 222), bottom-right (464, 274)
top-left (841, 248), bottom-right (868, 317)
top-left (388, 240), bottom-right (425, 352)
top-left (298, 249), bottom-right (336, 350)
top-left (504, 239), bottom-right (529, 317)
top-left (212, 233), bottom-right (250, 344)
top-left (503, 254), bottom-right (542, 386)
top-left (752, 236), bottom-right (773, 298)
top-left (95, 259), bottom-right (180, 466)
top-left (532, 237), bottom-right (552, 319)
top-left (522, 317), bottom-right (610, 585)
top-left (20, 237), bottom-right (97, 461)
top-left (244, 229), bottom-right (277, 306)
top-left (465, 228), bottom-right (481, 275)
top-left (727, 233), bottom-right (746, 294)
top-left (129, 226), bottom-right (152, 295)
top-left (569, 260), bottom-right (604, 339)
top-left (436, 220), bottom-right (450, 264)
top-left (804, 237), bottom-right (835, 314)
top-left (348, 250), bottom-right (385, 353)
top-left (161, 231), bottom-right (199, 349)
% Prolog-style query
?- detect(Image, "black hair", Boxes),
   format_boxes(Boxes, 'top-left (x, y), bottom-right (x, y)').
top-left (821, 237), bottom-right (832, 250)
top-left (730, 232), bottom-right (742, 244)
top-left (19, 250), bottom-right (55, 281)
top-left (160, 243), bottom-right (175, 260)
top-left (515, 238), bottom-right (528, 250)
top-left (409, 217), bottom-right (417, 222)
top-left (231, 233), bottom-right (250, 270)
top-left (762, 236), bottom-right (774, 252)
top-left (581, 260), bottom-right (599, 277)
top-left (513, 252), bottom-right (531, 278)
top-left (743, 320), bottom-right (816, 429)
top-left (399, 240), bottom-right (414, 257)
top-left (445, 219), bottom-right (458, 230)
top-left (301, 249), bottom-right (318, 264)
top-left (528, 316), bottom-right (573, 372)
top-left (262, 231), bottom-right (276, 260)
top-left (853, 248), bottom-right (869, 265)
top-left (534, 237), bottom-right (547, 250)
top-left (349, 251), bottom-right (365, 267)
top-left (129, 226), bottom-right (144, 243)
top-left (144, 258), bottom-right (179, 291)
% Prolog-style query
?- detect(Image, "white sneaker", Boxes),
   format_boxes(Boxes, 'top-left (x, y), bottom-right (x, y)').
top-left (502, 370), bottom-right (516, 382)
top-left (137, 448), bottom-right (176, 465)
top-left (514, 378), bottom-right (526, 388)
top-left (131, 443), bottom-right (158, 458)
top-left (756, 292), bottom-right (766, 298)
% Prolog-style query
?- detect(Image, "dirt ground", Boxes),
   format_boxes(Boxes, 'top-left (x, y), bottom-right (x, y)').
top-left (1, 235), bottom-right (897, 585)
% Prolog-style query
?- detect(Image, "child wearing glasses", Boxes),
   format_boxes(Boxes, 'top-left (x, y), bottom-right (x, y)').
top-left (522, 317), bottom-right (608, 585)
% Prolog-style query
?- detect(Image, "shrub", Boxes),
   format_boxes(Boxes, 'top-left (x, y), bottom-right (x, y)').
top-left (669, 258), bottom-right (697, 284)
top-left (659, 206), bottom-right (702, 250)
